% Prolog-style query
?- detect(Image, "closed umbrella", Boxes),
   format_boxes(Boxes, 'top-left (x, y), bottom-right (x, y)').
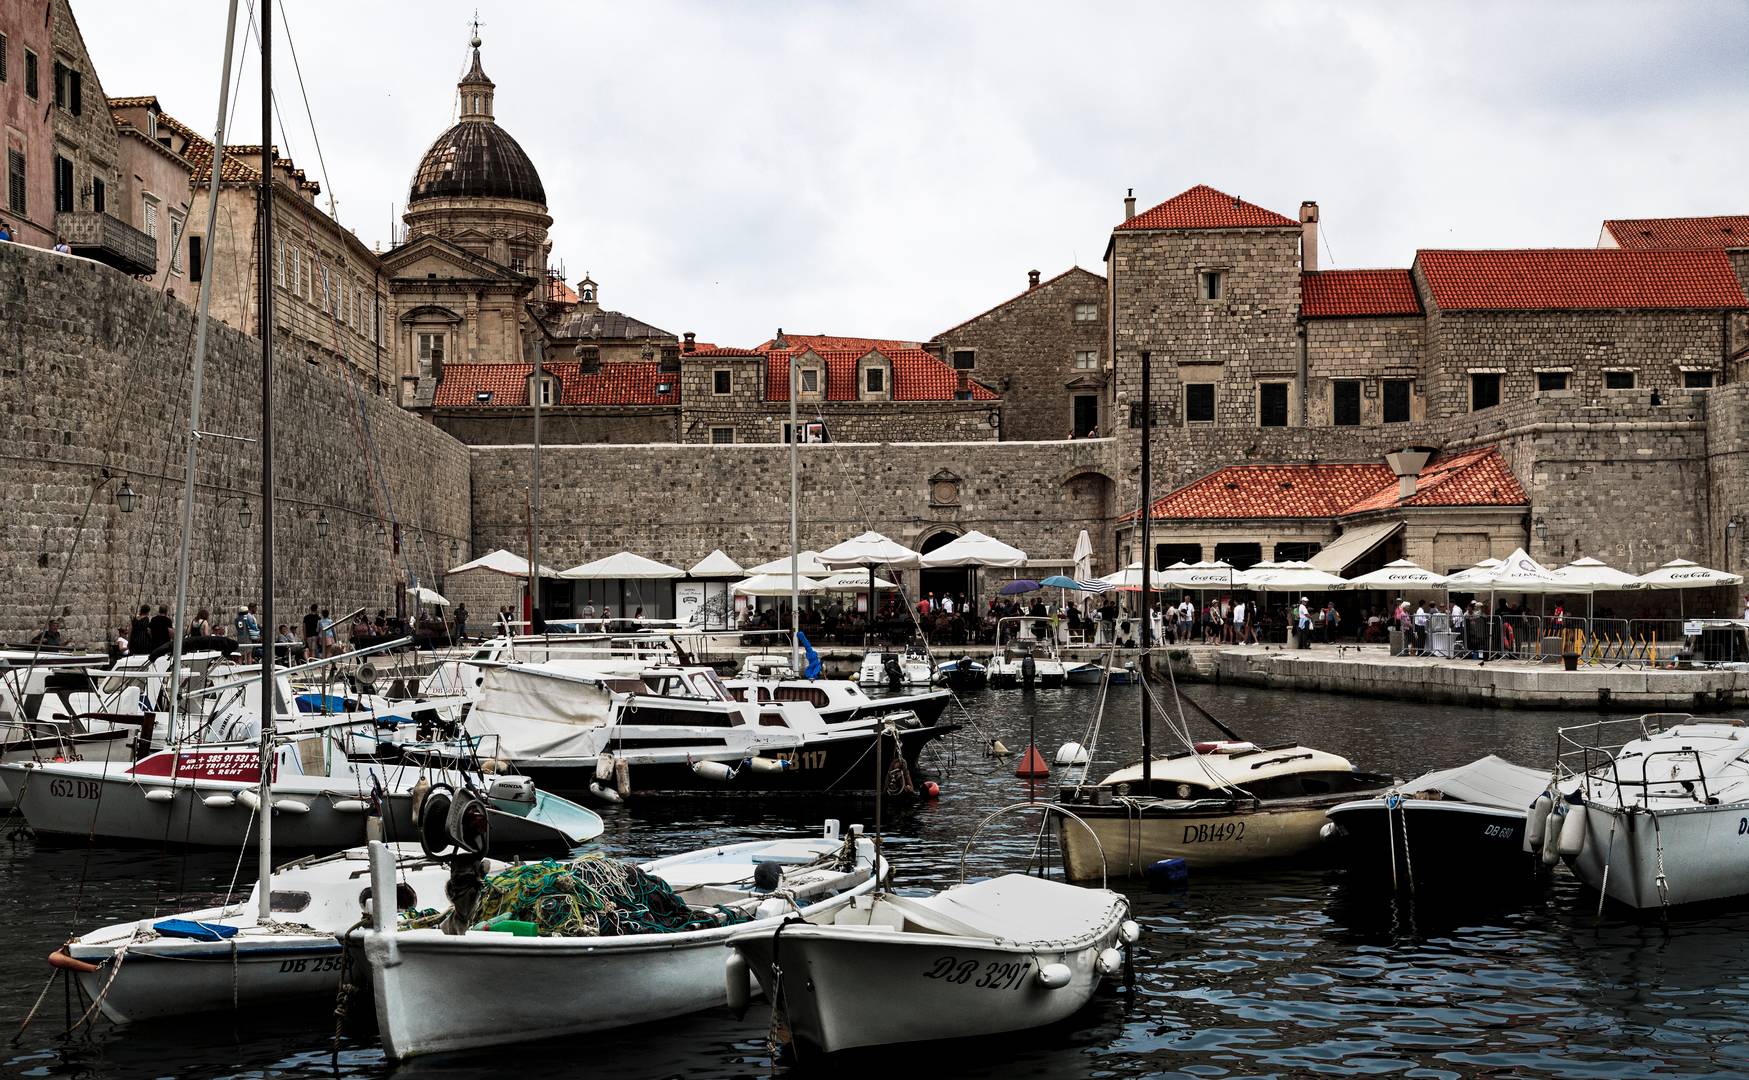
top-left (405, 586), bottom-right (450, 607)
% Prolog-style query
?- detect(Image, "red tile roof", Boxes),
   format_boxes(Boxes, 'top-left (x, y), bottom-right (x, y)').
top-left (689, 346), bottom-right (763, 358)
top-left (754, 334), bottom-right (919, 354)
top-left (1300, 269), bottom-right (1422, 318)
top-left (1604, 216), bottom-right (1749, 250)
top-left (765, 348), bottom-right (999, 402)
top-left (1416, 249), bottom-right (1748, 312)
top-left (432, 362), bottom-right (680, 408)
top-left (1135, 447), bottom-right (1524, 520)
top-left (1116, 184), bottom-right (1298, 231)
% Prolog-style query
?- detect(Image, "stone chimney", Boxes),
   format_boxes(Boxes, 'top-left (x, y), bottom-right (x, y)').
top-left (1385, 448), bottom-right (1432, 501)
top-left (574, 343), bottom-right (601, 374)
top-left (659, 345), bottom-right (681, 373)
top-left (682, 331), bottom-right (696, 354)
top-left (956, 369), bottom-right (971, 396)
top-left (1123, 188), bottom-right (1136, 221)
top-left (1300, 201), bottom-right (1320, 273)
top-left (1027, 269), bottom-right (1041, 289)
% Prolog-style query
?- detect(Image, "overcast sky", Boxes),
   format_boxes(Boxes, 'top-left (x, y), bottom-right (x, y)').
top-left (79, 0), bottom-right (1749, 348)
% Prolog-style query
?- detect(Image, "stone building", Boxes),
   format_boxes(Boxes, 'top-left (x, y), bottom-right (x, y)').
top-left (2, 0), bottom-right (57, 246)
top-left (927, 266), bottom-right (1108, 441)
top-left (105, 96), bottom-right (195, 307)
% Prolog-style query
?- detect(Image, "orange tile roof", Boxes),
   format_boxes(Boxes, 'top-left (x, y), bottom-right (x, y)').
top-left (107, 95), bottom-right (162, 109)
top-left (765, 349), bottom-right (999, 402)
top-left (1300, 269), bottom-right (1422, 318)
top-left (1135, 447), bottom-right (1524, 520)
top-left (1416, 249), bottom-right (1748, 312)
top-left (754, 334), bottom-right (919, 353)
top-left (1116, 184), bottom-right (1298, 231)
top-left (1604, 215), bottom-right (1749, 250)
top-left (432, 362), bottom-right (680, 408)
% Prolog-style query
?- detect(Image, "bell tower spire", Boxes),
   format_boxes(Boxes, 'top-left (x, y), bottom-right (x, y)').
top-left (458, 15), bottom-right (495, 122)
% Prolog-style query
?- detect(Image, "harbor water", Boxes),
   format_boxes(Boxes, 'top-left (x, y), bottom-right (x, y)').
top-left (6, 685), bottom-right (1749, 1079)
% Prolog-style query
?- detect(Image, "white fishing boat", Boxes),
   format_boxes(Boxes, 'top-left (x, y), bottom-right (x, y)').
top-left (987, 618), bottom-right (1067, 689)
top-left (2, 732), bottom-right (600, 851)
top-left (1550, 714), bottom-right (1749, 909)
top-left (360, 822), bottom-right (883, 1060)
top-left (725, 872), bottom-right (1136, 1055)
top-left (857, 649), bottom-right (935, 689)
top-left (50, 844), bottom-right (486, 1023)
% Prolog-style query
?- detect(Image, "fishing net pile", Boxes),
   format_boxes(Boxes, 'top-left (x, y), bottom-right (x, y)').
top-left (471, 855), bottom-right (757, 937)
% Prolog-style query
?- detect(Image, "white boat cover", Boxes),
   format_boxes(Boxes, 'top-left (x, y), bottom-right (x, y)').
top-left (1398, 754), bottom-right (1548, 810)
top-left (465, 664), bottom-right (620, 760)
top-left (897, 874), bottom-right (1124, 943)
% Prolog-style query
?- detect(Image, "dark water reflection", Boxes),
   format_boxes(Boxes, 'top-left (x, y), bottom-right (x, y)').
top-left (5, 684), bottom-right (1749, 1079)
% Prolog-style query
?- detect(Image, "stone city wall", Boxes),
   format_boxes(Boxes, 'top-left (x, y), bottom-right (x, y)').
top-left (432, 407), bottom-right (680, 445)
top-left (0, 242), bottom-right (471, 647)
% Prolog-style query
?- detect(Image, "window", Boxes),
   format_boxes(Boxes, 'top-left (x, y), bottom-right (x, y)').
top-left (800, 368), bottom-right (819, 394)
top-left (1072, 394), bottom-right (1099, 437)
top-left (90, 176), bottom-right (103, 213)
top-left (168, 211), bottom-right (185, 272)
top-left (375, 301), bottom-right (385, 346)
top-left (188, 235), bottom-right (203, 283)
top-left (53, 154), bottom-right (72, 212)
top-left (1470, 372), bottom-right (1501, 410)
top-left (52, 60), bottom-right (79, 114)
top-left (1185, 383), bottom-right (1215, 424)
top-left (6, 149), bottom-right (24, 215)
top-left (536, 377), bottom-right (557, 406)
top-left (1684, 370), bottom-right (1716, 389)
top-left (1073, 302), bottom-right (1098, 322)
top-left (417, 332), bottom-right (445, 369)
top-left (1383, 379), bottom-right (1411, 423)
top-left (52, 60), bottom-right (65, 108)
top-left (712, 369), bottom-right (731, 395)
top-left (290, 248), bottom-right (301, 295)
top-left (1604, 370), bottom-right (1635, 390)
top-left (710, 427), bottom-right (735, 445)
top-left (865, 367), bottom-right (885, 394)
top-left (1073, 350), bottom-right (1099, 370)
top-left (0, 33), bottom-right (7, 83)
top-left (1536, 371), bottom-right (1569, 392)
top-left (25, 49), bottom-right (38, 99)
top-left (1332, 380), bottom-right (1361, 426)
top-left (951, 349), bottom-right (975, 370)
top-left (1199, 270), bottom-right (1224, 301)
top-left (1258, 382), bottom-right (1289, 427)
top-left (275, 241), bottom-right (284, 287)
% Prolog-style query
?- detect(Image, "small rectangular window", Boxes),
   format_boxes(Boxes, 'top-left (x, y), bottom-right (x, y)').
top-left (0, 34), bottom-right (8, 84)
top-left (1199, 270), bottom-right (1223, 301)
top-left (417, 332), bottom-right (444, 367)
top-left (710, 426), bottom-right (734, 445)
top-left (865, 367), bottom-right (885, 394)
top-left (1537, 371), bottom-right (1568, 392)
top-left (53, 154), bottom-right (72, 212)
top-left (537, 378), bottom-right (556, 406)
top-left (25, 49), bottom-right (38, 99)
top-left (275, 241), bottom-right (284, 287)
top-left (90, 176), bottom-right (104, 213)
top-left (951, 349), bottom-right (975, 370)
top-left (1258, 382), bottom-right (1289, 427)
top-left (1604, 370), bottom-right (1635, 390)
top-left (1185, 383), bottom-right (1215, 424)
top-left (168, 212), bottom-right (185, 272)
top-left (1073, 350), bottom-right (1099, 370)
top-left (1332, 380), bottom-right (1361, 426)
top-left (1470, 372), bottom-right (1501, 410)
top-left (1073, 302), bottom-right (1098, 322)
top-left (800, 368), bottom-right (819, 393)
top-left (52, 59), bottom-right (65, 108)
top-left (1684, 370), bottom-right (1716, 389)
top-left (70, 68), bottom-right (81, 115)
top-left (712, 369), bottom-right (731, 395)
top-left (189, 235), bottom-right (203, 282)
top-left (1383, 379), bottom-right (1411, 423)
top-left (6, 149), bottom-right (24, 215)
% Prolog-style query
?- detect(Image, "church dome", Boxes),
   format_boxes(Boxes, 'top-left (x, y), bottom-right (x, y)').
top-left (408, 121), bottom-right (546, 206)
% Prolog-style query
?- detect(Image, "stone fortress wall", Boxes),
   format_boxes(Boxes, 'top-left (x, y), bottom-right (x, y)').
top-left (0, 242), bottom-right (471, 647)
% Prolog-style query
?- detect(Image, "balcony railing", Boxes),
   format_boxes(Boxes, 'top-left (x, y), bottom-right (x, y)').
top-left (55, 210), bottom-right (157, 276)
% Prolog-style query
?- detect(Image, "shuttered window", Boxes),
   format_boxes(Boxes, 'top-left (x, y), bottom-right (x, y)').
top-left (6, 149), bottom-right (24, 215)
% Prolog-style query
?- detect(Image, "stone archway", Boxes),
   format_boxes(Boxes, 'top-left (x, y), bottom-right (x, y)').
top-left (917, 529), bottom-right (969, 612)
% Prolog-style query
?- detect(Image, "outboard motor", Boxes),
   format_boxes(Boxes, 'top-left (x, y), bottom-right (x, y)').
top-left (1021, 654), bottom-right (1037, 689)
top-left (883, 654), bottom-right (903, 691)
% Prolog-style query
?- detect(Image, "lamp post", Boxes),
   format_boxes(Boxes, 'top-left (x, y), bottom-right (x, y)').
top-left (115, 480), bottom-right (139, 514)
top-left (1533, 515), bottom-right (1548, 550)
top-left (218, 494), bottom-right (252, 529)
top-left (293, 505), bottom-right (330, 539)
top-left (1728, 516), bottom-right (1742, 572)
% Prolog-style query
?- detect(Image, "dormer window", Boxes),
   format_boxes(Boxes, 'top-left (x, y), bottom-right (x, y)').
top-left (800, 368), bottom-right (820, 395)
top-left (864, 367), bottom-right (885, 395)
top-left (533, 376), bottom-right (557, 406)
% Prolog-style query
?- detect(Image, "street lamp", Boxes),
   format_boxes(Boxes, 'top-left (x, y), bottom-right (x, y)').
top-left (115, 480), bottom-right (138, 514)
top-left (293, 506), bottom-right (330, 539)
top-left (219, 495), bottom-right (252, 529)
top-left (1533, 516), bottom-right (1548, 543)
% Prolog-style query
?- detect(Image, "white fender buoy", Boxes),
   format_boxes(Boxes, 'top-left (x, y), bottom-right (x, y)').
top-left (273, 799), bottom-right (310, 814)
top-left (1526, 793), bottom-right (1553, 849)
top-left (1055, 742), bottom-right (1090, 766)
top-left (615, 759), bottom-right (632, 799)
top-left (690, 759), bottom-right (737, 783)
top-left (1319, 821), bottom-right (1339, 841)
top-left (331, 799), bottom-right (369, 813)
top-left (237, 788), bottom-right (261, 810)
top-left (595, 753), bottom-right (616, 782)
top-left (587, 781), bottom-right (623, 804)
top-left (1095, 948), bottom-right (1125, 976)
top-left (202, 793), bottom-right (236, 808)
top-left (1119, 920), bottom-right (1142, 945)
top-left (990, 739), bottom-right (1010, 757)
top-left (724, 952), bottom-right (751, 1018)
top-left (746, 756), bottom-right (790, 774)
top-left (1541, 804), bottom-right (1565, 865)
top-left (1037, 963), bottom-right (1073, 989)
top-left (1557, 799), bottom-right (1588, 856)
top-left (143, 788), bottom-right (175, 803)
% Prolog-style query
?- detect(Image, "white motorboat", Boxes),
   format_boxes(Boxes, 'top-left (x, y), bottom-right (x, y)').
top-left (987, 618), bottom-right (1067, 689)
top-left (2, 732), bottom-right (601, 851)
top-left (52, 844), bottom-right (479, 1023)
top-left (932, 656), bottom-right (987, 691)
top-left (1063, 661), bottom-right (1103, 686)
top-left (360, 822), bottom-right (883, 1060)
top-left (857, 649), bottom-right (934, 689)
top-left (1551, 714), bottom-right (1749, 909)
top-left (725, 668), bottom-right (951, 729)
top-left (726, 873), bottom-right (1136, 1055)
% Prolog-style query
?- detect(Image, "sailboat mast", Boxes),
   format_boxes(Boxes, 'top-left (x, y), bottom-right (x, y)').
top-left (255, 0), bottom-right (276, 921)
top-left (530, 327), bottom-right (543, 626)
top-left (1138, 349), bottom-right (1152, 788)
top-left (784, 329), bottom-right (800, 672)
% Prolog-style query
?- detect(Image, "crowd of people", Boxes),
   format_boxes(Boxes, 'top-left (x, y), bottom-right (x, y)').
top-left (92, 601), bottom-right (467, 663)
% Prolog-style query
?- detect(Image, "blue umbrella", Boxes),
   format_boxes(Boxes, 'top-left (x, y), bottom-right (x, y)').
top-left (1000, 579), bottom-right (1042, 595)
top-left (1040, 575), bottom-right (1082, 590)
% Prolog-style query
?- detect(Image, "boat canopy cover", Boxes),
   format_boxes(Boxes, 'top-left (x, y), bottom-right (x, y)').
top-left (900, 874), bottom-right (1126, 943)
top-left (1400, 754), bottom-right (1548, 810)
top-left (1100, 745), bottom-right (1356, 788)
top-left (465, 663), bottom-right (619, 760)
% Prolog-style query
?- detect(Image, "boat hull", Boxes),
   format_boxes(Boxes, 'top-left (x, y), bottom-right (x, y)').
top-left (1324, 799), bottom-right (1536, 887)
top-left (1567, 801), bottom-right (1749, 909)
top-left (1057, 797), bottom-right (1356, 880)
top-left (73, 936), bottom-right (344, 1023)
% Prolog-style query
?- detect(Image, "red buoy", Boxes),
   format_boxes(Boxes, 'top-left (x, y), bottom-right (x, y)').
top-left (923, 780), bottom-right (941, 798)
top-left (1014, 746), bottom-right (1050, 778)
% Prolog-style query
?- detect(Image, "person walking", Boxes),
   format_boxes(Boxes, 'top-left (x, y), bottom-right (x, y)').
top-left (1413, 602), bottom-right (1430, 653)
top-left (129, 605), bottom-right (151, 656)
top-left (302, 604), bottom-right (322, 658)
top-left (149, 605), bottom-right (174, 650)
top-left (454, 602), bottom-right (469, 642)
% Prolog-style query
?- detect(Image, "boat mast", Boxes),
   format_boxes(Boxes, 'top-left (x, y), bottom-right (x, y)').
top-left (1138, 349), bottom-right (1152, 789)
top-left (255, 0), bottom-right (276, 921)
top-left (166, 0), bottom-right (242, 749)
top-left (780, 328), bottom-right (800, 673)
top-left (530, 318), bottom-right (543, 630)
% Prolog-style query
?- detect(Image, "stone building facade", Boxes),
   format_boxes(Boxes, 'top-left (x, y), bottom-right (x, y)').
top-left (106, 96), bottom-right (196, 307)
top-left (927, 266), bottom-right (1108, 441)
top-left (1, 0), bottom-right (57, 247)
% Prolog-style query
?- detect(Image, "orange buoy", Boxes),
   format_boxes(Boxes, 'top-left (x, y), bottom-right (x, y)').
top-left (923, 780), bottom-right (941, 798)
top-left (1014, 745), bottom-right (1050, 778)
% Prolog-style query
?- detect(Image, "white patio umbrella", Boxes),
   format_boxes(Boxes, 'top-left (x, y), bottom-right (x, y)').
top-left (447, 548), bottom-right (562, 578)
top-left (1552, 557), bottom-right (1645, 637)
top-left (744, 550), bottom-right (834, 576)
top-left (816, 570), bottom-right (898, 591)
top-left (1346, 559), bottom-right (1447, 590)
top-left (1100, 562), bottom-right (1172, 590)
top-left (405, 586), bottom-right (450, 606)
top-left (1166, 560), bottom-right (1246, 590)
top-left (687, 549), bottom-right (745, 577)
top-left (819, 531), bottom-right (924, 642)
top-left (1635, 558), bottom-right (1744, 625)
top-left (561, 551), bottom-right (685, 621)
top-left (917, 530), bottom-right (1028, 569)
top-left (1241, 561), bottom-right (1348, 592)
top-left (732, 573), bottom-right (826, 596)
